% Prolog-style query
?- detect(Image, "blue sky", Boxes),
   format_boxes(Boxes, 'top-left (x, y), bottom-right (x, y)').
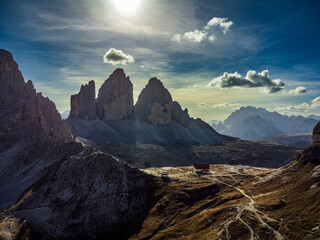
top-left (1, 0), bottom-right (320, 121)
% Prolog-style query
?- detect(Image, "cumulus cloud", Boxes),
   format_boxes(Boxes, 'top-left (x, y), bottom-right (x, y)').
top-left (184, 30), bottom-right (208, 42)
top-left (172, 30), bottom-right (208, 43)
top-left (204, 17), bottom-right (233, 34)
top-left (172, 17), bottom-right (232, 43)
top-left (287, 86), bottom-right (307, 95)
top-left (103, 48), bottom-right (135, 65)
top-left (274, 96), bottom-right (320, 112)
top-left (206, 70), bottom-right (285, 93)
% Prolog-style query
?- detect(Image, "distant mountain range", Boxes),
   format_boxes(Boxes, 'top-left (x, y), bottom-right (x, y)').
top-left (211, 106), bottom-right (318, 142)
top-left (307, 114), bottom-right (320, 121)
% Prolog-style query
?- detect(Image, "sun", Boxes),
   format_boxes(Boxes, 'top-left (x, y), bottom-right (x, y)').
top-left (111, 0), bottom-right (142, 15)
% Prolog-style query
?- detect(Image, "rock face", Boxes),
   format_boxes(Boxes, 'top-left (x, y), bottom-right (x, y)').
top-left (171, 101), bottom-right (191, 127)
top-left (0, 49), bottom-right (72, 147)
top-left (135, 77), bottom-right (173, 125)
top-left (69, 80), bottom-right (96, 120)
top-left (312, 122), bottom-right (320, 144)
top-left (96, 69), bottom-right (133, 121)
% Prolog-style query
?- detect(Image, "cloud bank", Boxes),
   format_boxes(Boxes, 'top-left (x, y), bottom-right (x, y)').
top-left (274, 96), bottom-right (320, 112)
top-left (103, 48), bottom-right (135, 65)
top-left (172, 17), bottom-right (232, 43)
top-left (207, 70), bottom-right (285, 93)
top-left (198, 102), bottom-right (241, 110)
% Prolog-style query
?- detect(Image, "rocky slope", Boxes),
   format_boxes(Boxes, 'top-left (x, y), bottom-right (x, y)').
top-left (212, 106), bottom-right (318, 141)
top-left (0, 50), bottom-right (159, 239)
top-left (66, 70), bottom-right (228, 146)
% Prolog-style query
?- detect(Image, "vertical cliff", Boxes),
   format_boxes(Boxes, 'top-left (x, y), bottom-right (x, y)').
top-left (69, 80), bottom-right (96, 120)
top-left (96, 68), bottom-right (134, 121)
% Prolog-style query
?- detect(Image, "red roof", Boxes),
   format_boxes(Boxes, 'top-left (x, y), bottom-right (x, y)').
top-left (193, 164), bottom-right (210, 170)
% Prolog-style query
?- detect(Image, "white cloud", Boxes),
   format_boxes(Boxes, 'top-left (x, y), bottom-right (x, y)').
top-left (184, 30), bottom-right (208, 42)
top-left (312, 96), bottom-right (320, 104)
top-left (172, 17), bottom-right (232, 43)
top-left (171, 33), bottom-right (182, 42)
top-left (103, 48), bottom-right (135, 65)
top-left (207, 70), bottom-right (285, 93)
top-left (208, 34), bottom-right (217, 42)
top-left (171, 30), bottom-right (208, 43)
top-left (198, 102), bottom-right (241, 110)
top-left (287, 86), bottom-right (307, 95)
top-left (274, 96), bottom-right (320, 112)
top-left (204, 17), bottom-right (233, 34)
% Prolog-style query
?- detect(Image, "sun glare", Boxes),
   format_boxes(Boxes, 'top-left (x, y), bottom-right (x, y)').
top-left (111, 0), bottom-right (142, 15)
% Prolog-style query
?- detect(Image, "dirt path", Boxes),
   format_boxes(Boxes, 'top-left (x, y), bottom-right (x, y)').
top-left (210, 175), bottom-right (283, 240)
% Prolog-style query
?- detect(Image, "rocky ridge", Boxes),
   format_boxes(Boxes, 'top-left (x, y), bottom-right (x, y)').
top-left (67, 70), bottom-right (223, 145)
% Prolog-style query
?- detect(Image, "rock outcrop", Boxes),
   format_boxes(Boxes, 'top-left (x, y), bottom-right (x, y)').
top-left (96, 69), bottom-right (133, 121)
top-left (69, 80), bottom-right (96, 120)
top-left (0, 49), bottom-right (72, 147)
top-left (312, 122), bottom-right (320, 144)
top-left (135, 77), bottom-right (172, 125)
top-left (171, 101), bottom-right (190, 127)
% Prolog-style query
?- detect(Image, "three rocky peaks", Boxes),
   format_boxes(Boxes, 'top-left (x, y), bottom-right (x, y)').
top-left (69, 68), bottom-right (194, 127)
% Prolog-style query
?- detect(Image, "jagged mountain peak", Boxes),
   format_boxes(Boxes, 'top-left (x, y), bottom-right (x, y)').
top-left (0, 49), bottom-right (72, 145)
top-left (213, 106), bottom-right (318, 141)
top-left (106, 68), bottom-right (128, 82)
top-left (135, 77), bottom-right (173, 124)
top-left (69, 80), bottom-right (96, 120)
top-left (96, 68), bottom-right (133, 121)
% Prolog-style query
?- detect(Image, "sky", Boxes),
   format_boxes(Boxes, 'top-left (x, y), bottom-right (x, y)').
top-left (0, 0), bottom-right (320, 121)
